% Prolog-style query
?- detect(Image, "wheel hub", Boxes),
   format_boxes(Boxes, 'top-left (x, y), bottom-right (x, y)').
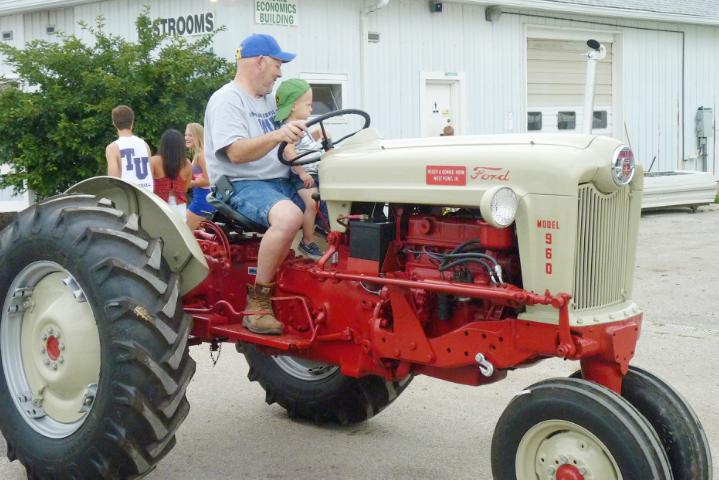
top-left (516, 420), bottom-right (621, 480)
top-left (556, 464), bottom-right (585, 480)
top-left (45, 334), bottom-right (61, 361)
top-left (1, 262), bottom-right (101, 438)
top-left (272, 355), bottom-right (338, 381)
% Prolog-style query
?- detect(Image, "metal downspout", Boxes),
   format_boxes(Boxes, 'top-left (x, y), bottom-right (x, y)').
top-left (360, 0), bottom-right (390, 110)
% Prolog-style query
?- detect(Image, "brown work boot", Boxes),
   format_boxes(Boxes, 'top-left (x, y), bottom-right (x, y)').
top-left (242, 282), bottom-right (284, 335)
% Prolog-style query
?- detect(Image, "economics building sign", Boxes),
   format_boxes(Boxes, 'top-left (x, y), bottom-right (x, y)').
top-left (255, 0), bottom-right (299, 26)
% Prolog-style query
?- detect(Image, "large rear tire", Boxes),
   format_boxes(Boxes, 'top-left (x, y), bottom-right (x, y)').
top-left (491, 378), bottom-right (672, 480)
top-left (0, 195), bottom-right (194, 479)
top-left (572, 366), bottom-right (712, 480)
top-left (243, 345), bottom-right (411, 425)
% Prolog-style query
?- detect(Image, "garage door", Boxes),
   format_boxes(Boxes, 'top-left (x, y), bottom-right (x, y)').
top-left (526, 38), bottom-right (613, 135)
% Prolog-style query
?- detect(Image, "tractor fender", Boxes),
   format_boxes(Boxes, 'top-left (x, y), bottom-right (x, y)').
top-left (66, 176), bottom-right (208, 294)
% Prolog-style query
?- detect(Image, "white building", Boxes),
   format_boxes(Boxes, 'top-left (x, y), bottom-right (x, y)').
top-left (1, 0), bottom-right (718, 210)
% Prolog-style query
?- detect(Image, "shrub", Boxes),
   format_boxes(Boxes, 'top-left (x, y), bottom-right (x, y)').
top-left (0, 9), bottom-right (233, 198)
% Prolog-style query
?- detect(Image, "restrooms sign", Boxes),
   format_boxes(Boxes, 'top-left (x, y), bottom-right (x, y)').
top-left (154, 12), bottom-right (215, 37)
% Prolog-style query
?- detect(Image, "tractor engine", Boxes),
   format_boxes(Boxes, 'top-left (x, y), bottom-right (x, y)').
top-left (347, 207), bottom-right (523, 336)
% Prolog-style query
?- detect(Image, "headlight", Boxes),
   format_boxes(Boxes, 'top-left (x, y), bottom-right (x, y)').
top-left (612, 146), bottom-right (635, 186)
top-left (480, 186), bottom-right (518, 228)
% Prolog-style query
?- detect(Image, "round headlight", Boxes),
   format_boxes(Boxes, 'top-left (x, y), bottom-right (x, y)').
top-left (612, 146), bottom-right (635, 186)
top-left (480, 186), bottom-right (518, 228)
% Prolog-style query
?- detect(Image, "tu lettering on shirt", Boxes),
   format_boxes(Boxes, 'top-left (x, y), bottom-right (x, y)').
top-left (120, 148), bottom-right (150, 180)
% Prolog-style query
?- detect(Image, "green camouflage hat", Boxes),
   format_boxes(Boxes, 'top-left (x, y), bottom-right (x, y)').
top-left (275, 79), bottom-right (311, 123)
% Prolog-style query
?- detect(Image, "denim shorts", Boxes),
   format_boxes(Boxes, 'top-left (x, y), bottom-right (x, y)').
top-left (289, 172), bottom-right (320, 191)
top-left (229, 178), bottom-right (304, 228)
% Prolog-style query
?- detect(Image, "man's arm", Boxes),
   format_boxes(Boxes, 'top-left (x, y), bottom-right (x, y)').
top-left (105, 143), bottom-right (121, 177)
top-left (225, 120), bottom-right (307, 165)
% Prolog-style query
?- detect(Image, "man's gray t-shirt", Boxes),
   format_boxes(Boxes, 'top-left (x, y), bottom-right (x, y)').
top-left (204, 82), bottom-right (289, 184)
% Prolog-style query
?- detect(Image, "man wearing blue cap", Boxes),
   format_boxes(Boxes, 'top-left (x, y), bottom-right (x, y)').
top-left (204, 33), bottom-right (307, 335)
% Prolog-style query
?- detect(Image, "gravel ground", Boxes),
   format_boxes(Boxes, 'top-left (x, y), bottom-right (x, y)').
top-left (1, 204), bottom-right (717, 479)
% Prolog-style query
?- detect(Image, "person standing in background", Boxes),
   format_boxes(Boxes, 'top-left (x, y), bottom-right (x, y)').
top-left (185, 122), bottom-right (216, 229)
top-left (105, 105), bottom-right (154, 191)
top-left (151, 129), bottom-right (192, 220)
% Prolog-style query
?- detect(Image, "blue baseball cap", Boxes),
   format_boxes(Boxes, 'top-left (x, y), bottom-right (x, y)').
top-left (236, 34), bottom-right (296, 63)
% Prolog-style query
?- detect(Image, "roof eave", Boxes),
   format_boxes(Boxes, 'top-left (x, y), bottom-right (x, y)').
top-left (0, 0), bottom-right (93, 15)
top-left (461, 0), bottom-right (719, 26)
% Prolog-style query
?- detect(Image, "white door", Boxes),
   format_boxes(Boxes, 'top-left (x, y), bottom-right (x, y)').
top-left (621, 30), bottom-right (682, 171)
top-left (423, 81), bottom-right (459, 137)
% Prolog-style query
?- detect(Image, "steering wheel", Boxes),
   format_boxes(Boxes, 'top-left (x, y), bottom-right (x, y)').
top-left (277, 108), bottom-right (371, 166)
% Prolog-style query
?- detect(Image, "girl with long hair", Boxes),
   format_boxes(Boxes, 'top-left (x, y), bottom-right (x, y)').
top-left (185, 122), bottom-right (216, 229)
top-left (150, 129), bottom-right (192, 220)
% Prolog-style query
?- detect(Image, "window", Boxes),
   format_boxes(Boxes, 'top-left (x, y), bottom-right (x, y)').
top-left (2, 31), bottom-right (12, 41)
top-left (310, 83), bottom-right (342, 115)
top-left (557, 111), bottom-right (576, 130)
top-left (527, 112), bottom-right (542, 131)
top-left (593, 110), bottom-right (608, 129)
top-left (299, 73), bottom-right (348, 119)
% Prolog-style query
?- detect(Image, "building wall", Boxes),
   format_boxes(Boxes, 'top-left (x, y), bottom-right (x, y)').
top-left (1, 0), bottom-right (718, 176)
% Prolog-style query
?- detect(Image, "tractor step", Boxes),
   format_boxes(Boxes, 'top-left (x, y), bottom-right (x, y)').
top-left (210, 323), bottom-right (313, 351)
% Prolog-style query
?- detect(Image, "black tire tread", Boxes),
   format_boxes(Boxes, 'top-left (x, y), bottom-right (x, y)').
top-left (491, 377), bottom-right (672, 480)
top-left (0, 194), bottom-right (194, 479)
top-left (624, 367), bottom-right (712, 480)
top-left (244, 345), bottom-right (411, 425)
top-left (572, 366), bottom-right (712, 480)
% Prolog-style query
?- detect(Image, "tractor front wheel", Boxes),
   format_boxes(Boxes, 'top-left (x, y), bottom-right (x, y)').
top-left (243, 345), bottom-right (411, 424)
top-left (0, 195), bottom-right (194, 479)
top-left (572, 366), bottom-right (712, 480)
top-left (491, 378), bottom-right (672, 480)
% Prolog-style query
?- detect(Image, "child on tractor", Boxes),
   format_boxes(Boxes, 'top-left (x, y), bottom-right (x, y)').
top-left (275, 79), bottom-right (326, 259)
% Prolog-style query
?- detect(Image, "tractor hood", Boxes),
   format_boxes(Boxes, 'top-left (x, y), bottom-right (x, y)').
top-left (319, 129), bottom-right (641, 207)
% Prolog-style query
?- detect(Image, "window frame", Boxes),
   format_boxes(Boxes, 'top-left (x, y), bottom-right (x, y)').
top-left (298, 73), bottom-right (348, 124)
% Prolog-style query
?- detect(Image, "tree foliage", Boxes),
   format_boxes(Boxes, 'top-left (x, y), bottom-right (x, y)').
top-left (0, 10), bottom-right (233, 198)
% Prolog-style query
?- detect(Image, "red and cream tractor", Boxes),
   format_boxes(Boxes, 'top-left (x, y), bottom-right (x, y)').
top-left (0, 109), bottom-right (711, 479)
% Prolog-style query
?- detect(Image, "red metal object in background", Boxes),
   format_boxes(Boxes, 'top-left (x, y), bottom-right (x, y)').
top-left (184, 212), bottom-right (639, 394)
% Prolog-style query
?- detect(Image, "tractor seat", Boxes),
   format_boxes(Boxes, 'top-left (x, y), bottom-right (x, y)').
top-left (207, 177), bottom-right (267, 234)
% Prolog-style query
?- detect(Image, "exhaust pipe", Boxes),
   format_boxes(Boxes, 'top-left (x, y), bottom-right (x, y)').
top-left (583, 39), bottom-right (607, 134)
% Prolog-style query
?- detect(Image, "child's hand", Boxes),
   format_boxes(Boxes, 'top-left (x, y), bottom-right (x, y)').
top-left (311, 129), bottom-right (331, 142)
top-left (300, 172), bottom-right (315, 188)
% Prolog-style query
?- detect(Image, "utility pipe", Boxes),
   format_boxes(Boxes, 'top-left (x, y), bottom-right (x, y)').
top-left (582, 39), bottom-right (606, 134)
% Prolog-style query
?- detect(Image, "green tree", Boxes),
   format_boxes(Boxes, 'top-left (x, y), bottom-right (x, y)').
top-left (0, 10), bottom-right (233, 198)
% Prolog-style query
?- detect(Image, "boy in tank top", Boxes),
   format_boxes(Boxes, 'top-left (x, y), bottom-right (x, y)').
top-left (105, 105), bottom-right (154, 191)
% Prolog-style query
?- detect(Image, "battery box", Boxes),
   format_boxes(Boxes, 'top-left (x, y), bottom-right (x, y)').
top-left (349, 220), bottom-right (395, 273)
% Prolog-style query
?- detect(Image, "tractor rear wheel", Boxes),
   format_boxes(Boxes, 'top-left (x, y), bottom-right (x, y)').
top-left (0, 195), bottom-right (194, 479)
top-left (243, 345), bottom-right (411, 424)
top-left (572, 366), bottom-right (712, 479)
top-left (491, 378), bottom-right (672, 480)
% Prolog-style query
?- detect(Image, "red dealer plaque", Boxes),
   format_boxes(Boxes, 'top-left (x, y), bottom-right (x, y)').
top-left (426, 166), bottom-right (467, 186)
